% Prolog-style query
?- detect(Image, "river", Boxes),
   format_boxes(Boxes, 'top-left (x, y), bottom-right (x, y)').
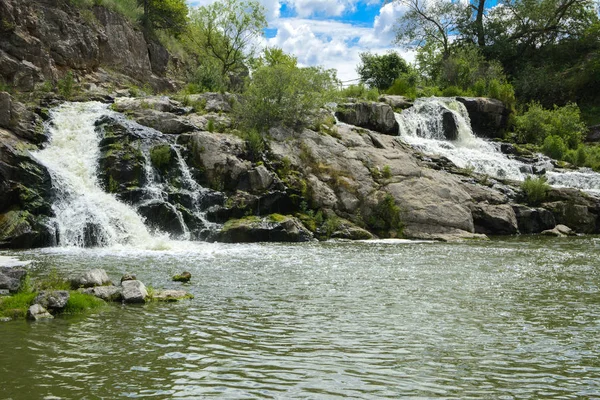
top-left (1, 237), bottom-right (599, 398)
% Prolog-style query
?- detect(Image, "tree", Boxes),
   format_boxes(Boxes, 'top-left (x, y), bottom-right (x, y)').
top-left (138, 0), bottom-right (189, 37)
top-left (357, 51), bottom-right (410, 91)
top-left (188, 0), bottom-right (267, 80)
top-left (236, 50), bottom-right (339, 130)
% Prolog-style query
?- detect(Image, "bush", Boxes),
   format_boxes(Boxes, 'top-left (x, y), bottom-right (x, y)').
top-left (542, 135), bottom-right (568, 159)
top-left (441, 85), bottom-right (466, 97)
top-left (57, 72), bottom-right (76, 99)
top-left (368, 194), bottom-right (403, 237)
top-left (520, 176), bottom-right (550, 206)
top-left (515, 102), bottom-right (586, 148)
top-left (386, 76), bottom-right (417, 99)
top-left (339, 84), bottom-right (379, 101)
top-left (63, 292), bottom-right (105, 314)
top-left (245, 129), bottom-right (264, 161)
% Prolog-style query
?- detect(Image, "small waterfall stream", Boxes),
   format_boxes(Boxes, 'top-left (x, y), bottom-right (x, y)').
top-left (396, 97), bottom-right (600, 194)
top-left (33, 102), bottom-right (215, 248)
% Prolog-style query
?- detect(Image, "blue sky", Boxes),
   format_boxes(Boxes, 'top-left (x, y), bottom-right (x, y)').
top-left (185, 0), bottom-right (410, 82)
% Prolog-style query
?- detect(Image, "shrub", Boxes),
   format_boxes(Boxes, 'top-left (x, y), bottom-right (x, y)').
top-left (515, 102), bottom-right (586, 148)
top-left (368, 194), bottom-right (403, 236)
top-left (386, 76), bottom-right (417, 99)
top-left (245, 129), bottom-right (264, 161)
top-left (57, 72), bottom-right (76, 99)
top-left (382, 165), bottom-right (392, 178)
top-left (441, 86), bottom-right (466, 97)
top-left (520, 176), bottom-right (550, 206)
top-left (207, 119), bottom-right (215, 133)
top-left (339, 84), bottom-right (379, 101)
top-left (542, 135), bottom-right (568, 160)
top-left (150, 145), bottom-right (172, 171)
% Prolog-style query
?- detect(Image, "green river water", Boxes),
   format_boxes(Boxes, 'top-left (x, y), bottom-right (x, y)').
top-left (1, 236), bottom-right (599, 399)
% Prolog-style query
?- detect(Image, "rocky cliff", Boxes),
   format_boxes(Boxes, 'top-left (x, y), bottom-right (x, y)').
top-left (0, 0), bottom-right (172, 92)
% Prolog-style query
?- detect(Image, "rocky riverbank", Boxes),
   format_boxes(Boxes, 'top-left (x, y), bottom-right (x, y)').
top-left (1, 87), bottom-right (599, 248)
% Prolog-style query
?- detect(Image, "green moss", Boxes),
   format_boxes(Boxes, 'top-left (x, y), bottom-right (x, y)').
top-left (268, 213), bottom-right (288, 223)
top-left (382, 165), bottom-right (392, 179)
top-left (107, 176), bottom-right (119, 193)
top-left (222, 216), bottom-right (261, 230)
top-left (62, 292), bottom-right (106, 315)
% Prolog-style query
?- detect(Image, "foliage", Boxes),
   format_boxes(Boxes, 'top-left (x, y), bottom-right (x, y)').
top-left (339, 84), bottom-right (379, 101)
top-left (35, 269), bottom-right (71, 291)
top-left (57, 72), bottom-right (76, 99)
top-left (515, 102), bottom-right (586, 148)
top-left (235, 53), bottom-right (338, 130)
top-left (138, 0), bottom-right (188, 37)
top-left (368, 193), bottom-right (403, 237)
top-left (0, 292), bottom-right (37, 319)
top-left (150, 145), bottom-right (172, 171)
top-left (357, 51), bottom-right (410, 91)
top-left (63, 292), bottom-right (106, 314)
top-left (187, 0), bottom-right (267, 83)
top-left (520, 176), bottom-right (550, 206)
top-left (542, 135), bottom-right (568, 160)
top-left (386, 72), bottom-right (418, 99)
top-left (245, 129), bottom-right (264, 161)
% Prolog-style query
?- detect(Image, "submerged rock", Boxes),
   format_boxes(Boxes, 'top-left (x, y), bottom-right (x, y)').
top-left (172, 272), bottom-right (191, 283)
top-left (80, 286), bottom-right (123, 302)
top-left (152, 290), bottom-right (193, 302)
top-left (216, 214), bottom-right (313, 243)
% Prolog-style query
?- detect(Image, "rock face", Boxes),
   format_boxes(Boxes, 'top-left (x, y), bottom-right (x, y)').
top-left (34, 290), bottom-right (69, 312)
top-left (472, 204), bottom-right (519, 235)
top-left (512, 205), bottom-right (556, 234)
top-left (0, 0), bottom-right (171, 91)
top-left (216, 215), bottom-right (314, 243)
top-left (455, 97), bottom-right (509, 138)
top-left (70, 269), bottom-right (111, 289)
top-left (335, 102), bottom-right (400, 135)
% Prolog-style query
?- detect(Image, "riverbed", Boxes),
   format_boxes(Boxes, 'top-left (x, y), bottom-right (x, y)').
top-left (1, 237), bottom-right (600, 398)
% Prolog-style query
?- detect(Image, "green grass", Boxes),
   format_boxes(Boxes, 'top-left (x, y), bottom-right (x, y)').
top-left (62, 292), bottom-right (106, 315)
top-left (520, 176), bottom-right (550, 206)
top-left (0, 292), bottom-right (37, 319)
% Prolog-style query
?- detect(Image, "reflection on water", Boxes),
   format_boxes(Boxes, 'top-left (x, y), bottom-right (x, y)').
top-left (1, 237), bottom-right (600, 398)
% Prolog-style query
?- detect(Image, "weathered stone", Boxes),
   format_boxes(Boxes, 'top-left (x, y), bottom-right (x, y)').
top-left (80, 286), bottom-right (122, 302)
top-left (186, 92), bottom-right (235, 113)
top-left (134, 110), bottom-right (197, 135)
top-left (335, 102), bottom-right (400, 135)
top-left (246, 165), bottom-right (274, 193)
top-left (0, 267), bottom-right (27, 293)
top-left (152, 290), bottom-right (193, 302)
top-left (541, 224), bottom-right (576, 237)
top-left (216, 215), bottom-right (313, 243)
top-left (378, 95), bottom-right (413, 110)
top-left (472, 203), bottom-right (519, 235)
top-left (70, 269), bottom-right (111, 289)
top-left (172, 271), bottom-right (191, 283)
top-left (137, 200), bottom-right (187, 236)
top-left (120, 274), bottom-right (136, 282)
top-left (512, 205), bottom-right (556, 234)
top-left (121, 280), bottom-right (148, 303)
top-left (34, 290), bottom-right (69, 312)
top-left (27, 304), bottom-right (53, 321)
top-left (455, 97), bottom-right (509, 138)
top-left (543, 201), bottom-right (597, 233)
top-left (442, 110), bottom-right (459, 140)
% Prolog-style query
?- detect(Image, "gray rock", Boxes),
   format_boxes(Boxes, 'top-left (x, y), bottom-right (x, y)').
top-left (541, 224), bottom-right (576, 237)
top-left (0, 267), bottom-right (27, 293)
top-left (247, 165), bottom-right (274, 193)
top-left (472, 203), bottom-right (519, 235)
top-left (120, 274), bottom-right (136, 282)
top-left (27, 304), bottom-right (53, 321)
top-left (455, 97), bottom-right (509, 138)
top-left (80, 286), bottom-right (122, 302)
top-left (0, 92), bottom-right (11, 127)
top-left (543, 201), bottom-right (597, 233)
top-left (134, 110), bottom-right (196, 135)
top-left (585, 125), bottom-right (600, 142)
top-left (70, 269), bottom-right (111, 289)
top-left (512, 205), bottom-right (556, 234)
top-left (111, 97), bottom-right (187, 115)
top-left (378, 95), bottom-right (413, 110)
top-left (187, 93), bottom-right (235, 113)
top-left (34, 290), bottom-right (70, 312)
top-left (121, 280), bottom-right (148, 303)
top-left (216, 215), bottom-right (314, 243)
top-left (335, 102), bottom-right (399, 135)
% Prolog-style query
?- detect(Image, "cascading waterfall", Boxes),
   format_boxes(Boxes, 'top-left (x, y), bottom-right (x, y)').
top-left (396, 97), bottom-right (600, 194)
top-left (34, 102), bottom-right (162, 248)
top-left (33, 102), bottom-right (215, 248)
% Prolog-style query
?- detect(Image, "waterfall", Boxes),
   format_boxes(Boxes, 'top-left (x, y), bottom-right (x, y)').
top-left (396, 97), bottom-right (600, 194)
top-left (32, 102), bottom-right (215, 248)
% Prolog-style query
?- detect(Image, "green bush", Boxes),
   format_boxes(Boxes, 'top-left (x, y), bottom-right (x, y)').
top-left (57, 72), bottom-right (76, 99)
top-left (368, 194), bottom-right (403, 237)
top-left (150, 145), bottom-right (172, 171)
top-left (245, 129), bottom-right (264, 161)
top-left (515, 102), bottom-right (586, 148)
top-left (0, 292), bottom-right (37, 319)
top-left (542, 135), bottom-right (568, 159)
top-left (441, 86), bottom-right (466, 97)
top-left (339, 84), bottom-right (379, 101)
top-left (386, 76), bottom-right (417, 99)
top-left (520, 176), bottom-right (550, 206)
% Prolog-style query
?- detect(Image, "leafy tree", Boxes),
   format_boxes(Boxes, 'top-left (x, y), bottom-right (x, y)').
top-left (138, 0), bottom-right (188, 37)
top-left (236, 50), bottom-right (339, 130)
top-left (515, 102), bottom-right (586, 148)
top-left (188, 0), bottom-right (267, 81)
top-left (357, 51), bottom-right (410, 91)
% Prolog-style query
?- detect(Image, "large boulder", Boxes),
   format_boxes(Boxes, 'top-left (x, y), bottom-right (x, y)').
top-left (121, 280), bottom-right (148, 303)
top-left (216, 214), bottom-right (313, 243)
top-left (80, 285), bottom-right (122, 302)
top-left (70, 269), bottom-right (111, 289)
top-left (186, 92), bottom-right (236, 113)
top-left (335, 102), bottom-right (400, 135)
top-left (512, 204), bottom-right (556, 234)
top-left (34, 290), bottom-right (69, 312)
top-left (0, 93), bottom-right (45, 144)
top-left (137, 200), bottom-right (187, 236)
top-left (0, 267), bottom-right (27, 293)
top-left (471, 203), bottom-right (519, 235)
top-left (378, 95), bottom-right (413, 111)
top-left (455, 97), bottom-right (509, 138)
top-left (27, 304), bottom-right (53, 321)
top-left (542, 201), bottom-right (597, 233)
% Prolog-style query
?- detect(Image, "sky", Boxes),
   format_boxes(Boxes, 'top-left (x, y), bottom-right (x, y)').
top-left (185, 0), bottom-right (413, 83)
